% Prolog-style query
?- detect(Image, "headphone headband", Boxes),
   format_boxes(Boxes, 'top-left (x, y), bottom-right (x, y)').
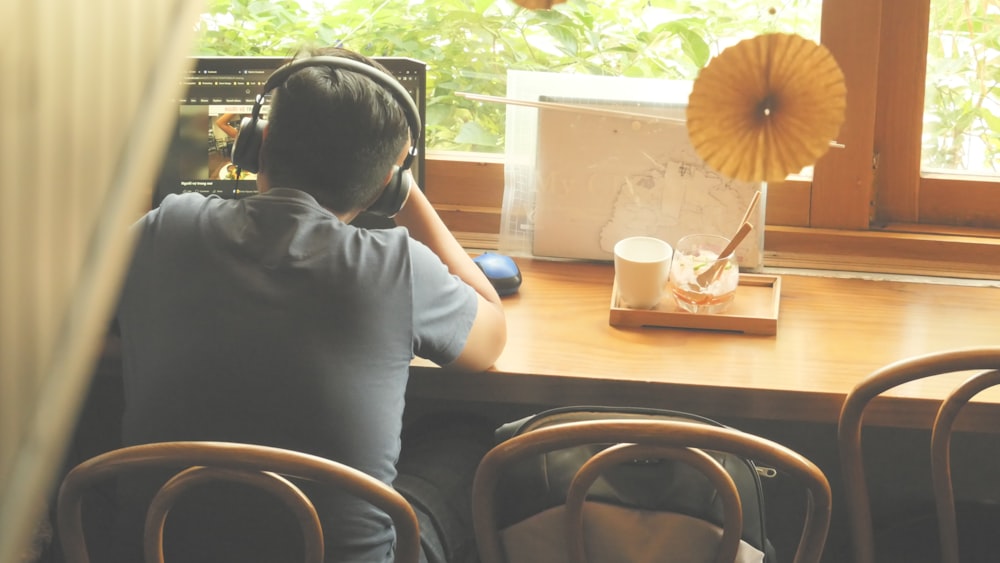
top-left (230, 55), bottom-right (422, 217)
top-left (250, 56), bottom-right (421, 171)
top-left (230, 55), bottom-right (423, 218)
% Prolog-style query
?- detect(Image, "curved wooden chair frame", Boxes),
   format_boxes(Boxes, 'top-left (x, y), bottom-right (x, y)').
top-left (472, 419), bottom-right (832, 563)
top-left (56, 441), bottom-right (421, 563)
top-left (838, 346), bottom-right (1000, 563)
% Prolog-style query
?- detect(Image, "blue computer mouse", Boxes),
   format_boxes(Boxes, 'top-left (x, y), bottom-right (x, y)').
top-left (473, 252), bottom-right (522, 296)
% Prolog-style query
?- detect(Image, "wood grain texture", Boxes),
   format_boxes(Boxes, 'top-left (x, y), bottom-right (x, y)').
top-left (811, 0), bottom-right (882, 229)
top-left (409, 257), bottom-right (1000, 431)
top-left (764, 225), bottom-right (1000, 279)
top-left (872, 0), bottom-right (930, 223)
top-left (609, 274), bottom-right (779, 335)
top-left (919, 176), bottom-right (1000, 228)
top-left (764, 179), bottom-right (811, 227)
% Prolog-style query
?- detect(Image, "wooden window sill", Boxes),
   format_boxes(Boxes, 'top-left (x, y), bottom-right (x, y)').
top-left (425, 152), bottom-right (1000, 281)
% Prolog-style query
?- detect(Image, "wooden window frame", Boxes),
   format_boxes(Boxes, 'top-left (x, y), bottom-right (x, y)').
top-left (425, 0), bottom-right (1000, 281)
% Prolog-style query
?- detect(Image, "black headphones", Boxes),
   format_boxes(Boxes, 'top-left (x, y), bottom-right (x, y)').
top-left (231, 56), bottom-right (422, 217)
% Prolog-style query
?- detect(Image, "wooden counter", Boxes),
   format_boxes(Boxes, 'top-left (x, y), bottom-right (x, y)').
top-left (409, 258), bottom-right (1000, 432)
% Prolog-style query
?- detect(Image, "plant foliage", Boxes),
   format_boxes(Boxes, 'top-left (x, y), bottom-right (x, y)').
top-left (195, 0), bottom-right (998, 172)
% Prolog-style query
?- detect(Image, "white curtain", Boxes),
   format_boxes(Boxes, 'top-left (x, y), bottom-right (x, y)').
top-left (0, 1), bottom-right (201, 561)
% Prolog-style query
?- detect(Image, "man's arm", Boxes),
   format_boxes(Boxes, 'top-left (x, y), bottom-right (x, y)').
top-left (393, 185), bottom-right (507, 372)
top-left (215, 113), bottom-right (239, 139)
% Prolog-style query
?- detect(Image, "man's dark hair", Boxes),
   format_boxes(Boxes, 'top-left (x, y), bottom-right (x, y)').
top-left (259, 47), bottom-right (410, 213)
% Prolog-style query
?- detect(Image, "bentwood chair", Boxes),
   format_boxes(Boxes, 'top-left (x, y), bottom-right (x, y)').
top-left (838, 346), bottom-right (1000, 563)
top-left (472, 419), bottom-right (832, 563)
top-left (56, 441), bottom-right (421, 563)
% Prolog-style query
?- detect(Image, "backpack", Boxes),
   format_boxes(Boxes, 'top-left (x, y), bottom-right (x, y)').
top-left (490, 405), bottom-right (778, 562)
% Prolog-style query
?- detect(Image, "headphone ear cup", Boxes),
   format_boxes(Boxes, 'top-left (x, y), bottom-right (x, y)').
top-left (231, 117), bottom-right (266, 173)
top-left (366, 166), bottom-right (412, 218)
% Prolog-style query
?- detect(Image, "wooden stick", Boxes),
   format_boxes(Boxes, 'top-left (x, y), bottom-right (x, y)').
top-left (693, 192), bottom-right (760, 287)
top-left (739, 190), bottom-right (763, 227)
top-left (696, 222), bottom-right (754, 287)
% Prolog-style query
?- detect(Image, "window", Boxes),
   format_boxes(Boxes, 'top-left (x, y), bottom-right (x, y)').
top-left (196, 0), bottom-right (1000, 279)
top-left (197, 1), bottom-right (822, 152)
top-left (871, 0), bottom-right (1000, 231)
top-left (923, 1), bottom-right (999, 177)
top-left (765, 0), bottom-right (999, 279)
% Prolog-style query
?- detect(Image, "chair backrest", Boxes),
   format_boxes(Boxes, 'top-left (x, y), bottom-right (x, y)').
top-left (472, 419), bottom-right (832, 563)
top-left (56, 441), bottom-right (421, 563)
top-left (837, 346), bottom-right (1000, 563)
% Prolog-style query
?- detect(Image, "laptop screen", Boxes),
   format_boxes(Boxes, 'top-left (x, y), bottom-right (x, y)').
top-left (153, 56), bottom-right (427, 216)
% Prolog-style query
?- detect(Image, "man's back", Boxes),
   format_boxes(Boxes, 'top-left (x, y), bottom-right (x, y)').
top-left (114, 188), bottom-right (477, 562)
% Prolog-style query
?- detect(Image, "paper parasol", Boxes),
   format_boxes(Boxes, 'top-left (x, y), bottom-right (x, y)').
top-left (686, 33), bottom-right (847, 183)
top-left (511, 0), bottom-right (566, 8)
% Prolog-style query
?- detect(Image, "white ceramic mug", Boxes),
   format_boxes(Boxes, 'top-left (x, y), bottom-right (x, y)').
top-left (613, 236), bottom-right (673, 309)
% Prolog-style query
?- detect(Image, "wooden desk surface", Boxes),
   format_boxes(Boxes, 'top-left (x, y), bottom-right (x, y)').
top-left (409, 258), bottom-right (1000, 432)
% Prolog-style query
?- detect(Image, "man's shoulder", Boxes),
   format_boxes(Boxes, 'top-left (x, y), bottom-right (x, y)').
top-left (157, 191), bottom-right (225, 212)
top-left (141, 192), bottom-right (229, 225)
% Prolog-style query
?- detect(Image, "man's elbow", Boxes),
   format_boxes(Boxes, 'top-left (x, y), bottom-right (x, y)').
top-left (450, 302), bottom-right (507, 372)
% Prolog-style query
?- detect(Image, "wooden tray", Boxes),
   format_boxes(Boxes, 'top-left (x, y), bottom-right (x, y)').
top-left (609, 274), bottom-right (781, 335)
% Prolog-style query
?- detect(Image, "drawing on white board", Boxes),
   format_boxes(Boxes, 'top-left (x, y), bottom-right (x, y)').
top-left (530, 96), bottom-right (764, 269)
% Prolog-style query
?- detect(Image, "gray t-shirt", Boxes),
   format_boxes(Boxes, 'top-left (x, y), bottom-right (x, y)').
top-left (114, 188), bottom-right (477, 562)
